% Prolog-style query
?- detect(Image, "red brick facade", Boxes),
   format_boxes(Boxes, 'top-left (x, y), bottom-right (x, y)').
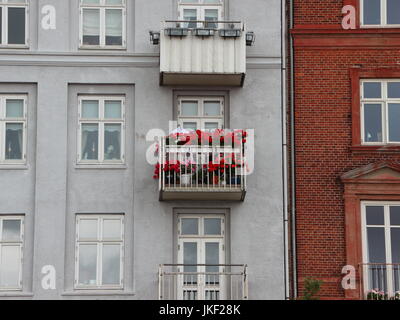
top-left (291, 0), bottom-right (400, 299)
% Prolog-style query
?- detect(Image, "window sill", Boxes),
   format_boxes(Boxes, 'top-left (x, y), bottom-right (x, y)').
top-left (0, 292), bottom-right (33, 297)
top-left (0, 164), bottom-right (28, 170)
top-left (0, 45), bottom-right (29, 50)
top-left (75, 163), bottom-right (127, 170)
top-left (78, 46), bottom-right (127, 51)
top-left (62, 290), bottom-right (135, 297)
top-left (351, 145), bottom-right (400, 153)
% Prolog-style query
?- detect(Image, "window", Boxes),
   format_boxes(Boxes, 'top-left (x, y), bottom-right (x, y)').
top-left (75, 215), bottom-right (124, 289)
top-left (178, 0), bottom-right (223, 29)
top-left (80, 0), bottom-right (126, 48)
top-left (362, 203), bottom-right (400, 295)
top-left (177, 214), bottom-right (225, 300)
top-left (0, 95), bottom-right (26, 164)
top-left (361, 80), bottom-right (400, 144)
top-left (78, 96), bottom-right (125, 164)
top-left (0, 216), bottom-right (23, 290)
top-left (0, 0), bottom-right (28, 46)
top-left (361, 0), bottom-right (400, 27)
top-left (178, 97), bottom-right (224, 130)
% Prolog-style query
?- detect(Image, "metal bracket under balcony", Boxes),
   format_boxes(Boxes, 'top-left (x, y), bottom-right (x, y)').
top-left (160, 20), bottom-right (246, 87)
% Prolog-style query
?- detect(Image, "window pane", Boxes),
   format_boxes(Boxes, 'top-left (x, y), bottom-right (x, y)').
top-left (366, 206), bottom-right (384, 225)
top-left (2, 220), bottom-right (21, 241)
top-left (81, 124), bottom-right (99, 160)
top-left (204, 9), bottom-right (218, 28)
top-left (364, 104), bottom-right (382, 142)
top-left (204, 122), bottom-right (219, 130)
top-left (82, 100), bottom-right (99, 118)
top-left (204, 218), bottom-right (221, 235)
top-left (183, 122), bottom-right (198, 130)
top-left (389, 103), bottom-right (400, 141)
top-left (102, 244), bottom-right (120, 285)
top-left (106, 0), bottom-right (123, 4)
top-left (0, 8), bottom-right (2, 44)
top-left (364, 82), bottom-right (382, 98)
top-left (79, 219), bottom-right (98, 239)
top-left (106, 9), bottom-right (122, 46)
top-left (204, 0), bottom-right (221, 3)
top-left (8, 7), bottom-right (25, 45)
top-left (181, 101), bottom-right (198, 116)
top-left (183, 9), bottom-right (197, 28)
top-left (104, 101), bottom-right (122, 119)
top-left (0, 246), bottom-right (20, 288)
top-left (83, 9), bottom-right (100, 45)
top-left (391, 206), bottom-right (400, 226)
top-left (387, 0), bottom-right (400, 24)
top-left (6, 100), bottom-right (24, 118)
top-left (367, 227), bottom-right (386, 263)
top-left (104, 124), bottom-right (121, 160)
top-left (391, 228), bottom-right (400, 263)
top-left (183, 242), bottom-right (198, 274)
top-left (181, 0), bottom-right (200, 3)
top-left (205, 242), bottom-right (219, 270)
top-left (388, 82), bottom-right (400, 98)
top-left (78, 244), bottom-right (97, 285)
top-left (181, 218), bottom-right (199, 235)
top-left (103, 219), bottom-right (121, 239)
top-left (82, 0), bottom-right (100, 4)
top-left (204, 102), bottom-right (221, 116)
top-left (363, 0), bottom-right (381, 25)
top-left (5, 123), bottom-right (23, 160)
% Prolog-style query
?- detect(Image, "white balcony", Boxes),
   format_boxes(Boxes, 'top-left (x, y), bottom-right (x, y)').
top-left (158, 264), bottom-right (248, 300)
top-left (159, 20), bottom-right (246, 87)
top-left (156, 130), bottom-right (247, 201)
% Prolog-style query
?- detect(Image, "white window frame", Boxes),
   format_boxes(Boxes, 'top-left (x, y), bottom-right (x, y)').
top-left (0, 0), bottom-right (29, 47)
top-left (178, 96), bottom-right (224, 130)
top-left (177, 214), bottom-right (225, 300)
top-left (75, 214), bottom-right (124, 290)
top-left (0, 95), bottom-right (27, 165)
top-left (361, 202), bottom-right (400, 296)
top-left (78, 95), bottom-right (125, 165)
top-left (361, 0), bottom-right (400, 28)
top-left (0, 215), bottom-right (24, 291)
top-left (178, 0), bottom-right (223, 28)
top-left (361, 79), bottom-right (400, 145)
top-left (79, 0), bottom-right (126, 49)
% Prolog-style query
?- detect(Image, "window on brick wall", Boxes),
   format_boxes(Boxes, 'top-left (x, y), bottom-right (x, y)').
top-left (361, 80), bottom-right (400, 145)
top-left (361, 0), bottom-right (400, 27)
top-left (362, 202), bottom-right (400, 296)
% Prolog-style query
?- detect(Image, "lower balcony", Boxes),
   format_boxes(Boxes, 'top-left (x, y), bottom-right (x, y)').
top-left (156, 131), bottom-right (247, 201)
top-left (158, 264), bottom-right (248, 300)
top-left (360, 263), bottom-right (400, 300)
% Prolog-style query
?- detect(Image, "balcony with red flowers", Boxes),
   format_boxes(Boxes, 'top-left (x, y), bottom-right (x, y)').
top-left (154, 129), bottom-right (248, 201)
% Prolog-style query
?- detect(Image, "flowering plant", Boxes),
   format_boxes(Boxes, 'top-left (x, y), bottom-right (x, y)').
top-left (366, 289), bottom-right (388, 300)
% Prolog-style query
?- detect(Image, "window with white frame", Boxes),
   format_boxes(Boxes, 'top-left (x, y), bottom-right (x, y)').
top-left (0, 0), bottom-right (28, 46)
top-left (362, 203), bottom-right (400, 295)
top-left (78, 96), bottom-right (125, 164)
top-left (178, 0), bottom-right (223, 29)
top-left (75, 215), bottom-right (124, 289)
top-left (177, 214), bottom-right (225, 300)
top-left (361, 80), bottom-right (400, 144)
top-left (0, 216), bottom-right (23, 290)
top-left (361, 0), bottom-right (400, 27)
top-left (0, 95), bottom-right (27, 164)
top-left (178, 97), bottom-right (224, 131)
top-left (80, 0), bottom-right (126, 48)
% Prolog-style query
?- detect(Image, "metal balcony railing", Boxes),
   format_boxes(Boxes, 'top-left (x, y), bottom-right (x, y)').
top-left (158, 264), bottom-right (248, 300)
top-left (359, 263), bottom-right (400, 300)
top-left (157, 131), bottom-right (247, 201)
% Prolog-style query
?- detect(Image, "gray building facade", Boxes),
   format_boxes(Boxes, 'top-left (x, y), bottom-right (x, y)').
top-left (0, 0), bottom-right (287, 300)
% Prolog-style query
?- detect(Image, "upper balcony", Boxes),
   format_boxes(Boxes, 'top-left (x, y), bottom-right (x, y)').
top-left (154, 20), bottom-right (253, 87)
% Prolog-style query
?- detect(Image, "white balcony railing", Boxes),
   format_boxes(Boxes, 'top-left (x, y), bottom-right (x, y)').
top-left (360, 263), bottom-right (400, 300)
top-left (160, 20), bottom-right (246, 86)
top-left (159, 264), bottom-right (248, 300)
top-left (157, 130), bottom-right (247, 201)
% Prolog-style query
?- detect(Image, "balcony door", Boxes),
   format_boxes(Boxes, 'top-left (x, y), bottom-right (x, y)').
top-left (178, 97), bottom-right (224, 131)
top-left (177, 214), bottom-right (225, 300)
top-left (362, 202), bottom-right (400, 297)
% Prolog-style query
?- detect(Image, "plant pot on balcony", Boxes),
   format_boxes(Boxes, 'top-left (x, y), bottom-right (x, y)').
top-left (180, 174), bottom-right (192, 186)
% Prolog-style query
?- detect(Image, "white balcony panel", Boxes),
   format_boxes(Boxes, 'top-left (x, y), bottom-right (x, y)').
top-left (160, 28), bottom-right (246, 86)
